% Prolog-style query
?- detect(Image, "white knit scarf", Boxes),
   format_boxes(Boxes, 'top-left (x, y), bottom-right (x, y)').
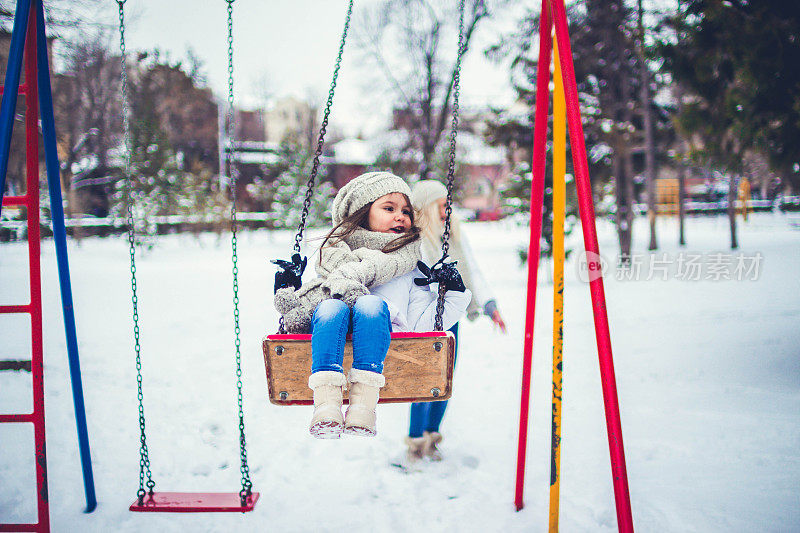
top-left (316, 227), bottom-right (422, 287)
top-left (274, 227), bottom-right (421, 333)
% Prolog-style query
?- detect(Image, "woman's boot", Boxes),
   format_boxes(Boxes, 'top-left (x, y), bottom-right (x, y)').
top-left (406, 436), bottom-right (427, 463)
top-left (423, 431), bottom-right (443, 461)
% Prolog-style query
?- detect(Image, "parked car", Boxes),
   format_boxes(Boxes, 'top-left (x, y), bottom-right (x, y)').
top-left (475, 208), bottom-right (504, 221)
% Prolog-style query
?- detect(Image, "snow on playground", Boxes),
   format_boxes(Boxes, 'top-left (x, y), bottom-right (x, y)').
top-left (1, 213), bottom-right (799, 532)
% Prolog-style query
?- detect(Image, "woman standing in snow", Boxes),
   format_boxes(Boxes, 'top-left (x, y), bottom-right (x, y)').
top-left (402, 179), bottom-right (506, 465)
top-left (274, 172), bottom-right (471, 439)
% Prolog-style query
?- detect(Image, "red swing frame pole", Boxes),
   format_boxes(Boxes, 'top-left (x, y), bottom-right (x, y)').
top-left (514, 1), bottom-right (634, 529)
top-left (550, 0), bottom-right (634, 529)
top-left (514, 0), bottom-right (552, 513)
top-left (0, 2), bottom-right (50, 531)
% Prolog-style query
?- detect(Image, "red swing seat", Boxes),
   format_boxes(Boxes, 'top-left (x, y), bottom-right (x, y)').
top-left (129, 492), bottom-right (260, 513)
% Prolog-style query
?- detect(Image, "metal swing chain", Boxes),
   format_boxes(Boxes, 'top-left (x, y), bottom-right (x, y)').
top-left (292, 0), bottom-right (354, 254)
top-left (224, 0), bottom-right (253, 505)
top-left (434, 0), bottom-right (466, 332)
top-left (117, 0), bottom-right (156, 504)
top-left (276, 0), bottom-right (353, 335)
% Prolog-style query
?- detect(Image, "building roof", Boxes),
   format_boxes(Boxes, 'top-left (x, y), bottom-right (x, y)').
top-left (330, 129), bottom-right (505, 167)
top-left (456, 131), bottom-right (506, 165)
top-left (332, 138), bottom-right (377, 165)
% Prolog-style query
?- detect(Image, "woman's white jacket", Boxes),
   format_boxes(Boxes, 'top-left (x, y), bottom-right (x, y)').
top-left (369, 268), bottom-right (472, 332)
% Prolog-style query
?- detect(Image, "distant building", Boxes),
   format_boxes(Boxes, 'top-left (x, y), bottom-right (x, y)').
top-left (0, 30), bottom-right (55, 199)
top-left (454, 131), bottom-right (508, 218)
top-left (328, 106), bottom-right (510, 218)
top-left (218, 105), bottom-right (278, 211)
top-left (328, 138), bottom-right (376, 188)
top-left (264, 96), bottom-right (318, 147)
top-left (0, 30), bottom-right (55, 78)
top-left (236, 109), bottom-right (266, 142)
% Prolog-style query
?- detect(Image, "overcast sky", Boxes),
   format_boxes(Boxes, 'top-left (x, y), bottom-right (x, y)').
top-left (81, 0), bottom-right (523, 138)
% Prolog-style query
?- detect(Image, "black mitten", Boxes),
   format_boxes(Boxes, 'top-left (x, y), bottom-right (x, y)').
top-left (271, 253), bottom-right (307, 294)
top-left (414, 255), bottom-right (466, 293)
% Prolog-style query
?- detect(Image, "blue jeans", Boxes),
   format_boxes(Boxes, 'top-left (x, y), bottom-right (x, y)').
top-left (408, 323), bottom-right (458, 437)
top-left (310, 296), bottom-right (391, 375)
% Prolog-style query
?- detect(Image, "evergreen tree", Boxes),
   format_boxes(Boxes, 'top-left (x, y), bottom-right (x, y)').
top-left (662, 0), bottom-right (800, 246)
top-left (486, 0), bottom-right (672, 259)
top-left (486, 107), bottom-right (578, 263)
top-left (109, 50), bottom-right (227, 237)
top-left (249, 141), bottom-right (335, 230)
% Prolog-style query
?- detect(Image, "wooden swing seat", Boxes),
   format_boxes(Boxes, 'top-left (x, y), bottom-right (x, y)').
top-left (129, 492), bottom-right (260, 513)
top-left (262, 331), bottom-right (455, 405)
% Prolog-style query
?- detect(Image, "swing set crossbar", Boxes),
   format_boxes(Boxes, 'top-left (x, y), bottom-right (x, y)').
top-left (129, 492), bottom-right (260, 513)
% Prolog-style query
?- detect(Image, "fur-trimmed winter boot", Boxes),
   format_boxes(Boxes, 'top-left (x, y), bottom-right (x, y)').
top-left (308, 371), bottom-right (347, 439)
top-left (423, 431), bottom-right (443, 461)
top-left (343, 368), bottom-right (385, 436)
top-left (405, 436), bottom-right (427, 464)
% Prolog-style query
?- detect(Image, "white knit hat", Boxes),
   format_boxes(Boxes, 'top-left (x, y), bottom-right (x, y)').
top-left (411, 179), bottom-right (448, 210)
top-left (332, 171), bottom-right (411, 224)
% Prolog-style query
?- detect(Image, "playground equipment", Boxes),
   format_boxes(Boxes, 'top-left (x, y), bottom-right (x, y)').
top-left (656, 178), bottom-right (680, 215)
top-left (116, 0), bottom-right (258, 512)
top-left (738, 177), bottom-right (751, 220)
top-left (548, 38), bottom-right (567, 531)
top-left (263, 0), bottom-right (467, 406)
top-left (514, 1), bottom-right (634, 532)
top-left (0, 0), bottom-right (635, 528)
top-left (0, 0), bottom-right (96, 530)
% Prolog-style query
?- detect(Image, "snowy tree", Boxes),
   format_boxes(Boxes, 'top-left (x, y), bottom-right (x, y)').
top-left (108, 50), bottom-right (227, 238)
top-left (53, 32), bottom-right (122, 220)
top-left (353, 0), bottom-right (500, 179)
top-left (486, 0), bottom-right (673, 260)
top-left (0, 0), bottom-right (121, 206)
top-left (109, 152), bottom-right (227, 241)
top-left (129, 49), bottom-right (218, 173)
top-left (248, 141), bottom-right (335, 230)
top-left (497, 159), bottom-right (577, 266)
top-left (661, 0), bottom-right (800, 248)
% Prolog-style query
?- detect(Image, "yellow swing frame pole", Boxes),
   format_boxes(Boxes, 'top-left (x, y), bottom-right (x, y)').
top-left (549, 37), bottom-right (567, 533)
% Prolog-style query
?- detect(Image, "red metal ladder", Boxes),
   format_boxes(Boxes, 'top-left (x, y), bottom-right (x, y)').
top-left (0, 6), bottom-right (50, 531)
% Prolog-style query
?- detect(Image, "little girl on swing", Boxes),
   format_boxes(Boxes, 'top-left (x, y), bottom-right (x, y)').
top-left (274, 172), bottom-right (471, 439)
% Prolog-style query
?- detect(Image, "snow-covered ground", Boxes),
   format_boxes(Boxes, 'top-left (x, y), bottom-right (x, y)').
top-left (1, 213), bottom-right (799, 532)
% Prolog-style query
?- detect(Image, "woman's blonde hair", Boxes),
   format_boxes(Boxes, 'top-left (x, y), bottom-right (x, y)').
top-left (414, 197), bottom-right (461, 249)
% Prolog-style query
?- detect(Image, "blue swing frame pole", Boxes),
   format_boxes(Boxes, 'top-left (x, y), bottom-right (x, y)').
top-left (0, 0), bottom-right (30, 209)
top-left (33, 0), bottom-right (97, 512)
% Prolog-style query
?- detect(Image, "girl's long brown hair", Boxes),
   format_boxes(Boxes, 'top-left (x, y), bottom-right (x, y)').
top-left (318, 193), bottom-right (421, 263)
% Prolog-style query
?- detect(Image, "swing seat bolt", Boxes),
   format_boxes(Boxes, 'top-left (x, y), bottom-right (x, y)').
top-left (279, 391), bottom-right (288, 400)
top-left (431, 388), bottom-right (441, 397)
top-left (433, 342), bottom-right (442, 352)
top-left (276, 345), bottom-right (284, 355)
